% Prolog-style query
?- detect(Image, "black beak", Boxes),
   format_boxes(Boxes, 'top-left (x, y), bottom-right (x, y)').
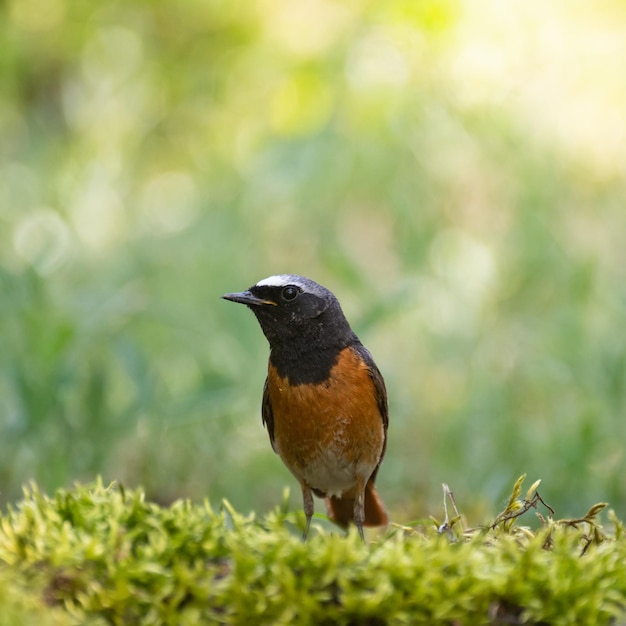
top-left (222, 291), bottom-right (277, 307)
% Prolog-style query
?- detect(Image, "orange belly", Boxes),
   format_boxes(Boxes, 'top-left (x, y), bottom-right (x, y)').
top-left (266, 347), bottom-right (385, 498)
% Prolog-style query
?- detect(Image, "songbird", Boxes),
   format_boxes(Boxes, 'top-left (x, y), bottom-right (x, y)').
top-left (222, 274), bottom-right (388, 539)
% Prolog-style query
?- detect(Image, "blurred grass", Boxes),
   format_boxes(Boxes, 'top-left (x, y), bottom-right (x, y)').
top-left (1, 0), bottom-right (626, 523)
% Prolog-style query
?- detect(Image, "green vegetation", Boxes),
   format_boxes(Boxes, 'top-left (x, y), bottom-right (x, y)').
top-left (0, 479), bottom-right (624, 625)
top-left (3, 2), bottom-right (625, 620)
top-left (1, 0), bottom-right (626, 532)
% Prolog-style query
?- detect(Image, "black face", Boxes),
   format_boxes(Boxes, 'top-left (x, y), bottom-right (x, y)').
top-left (247, 282), bottom-right (331, 322)
top-left (222, 275), bottom-right (358, 382)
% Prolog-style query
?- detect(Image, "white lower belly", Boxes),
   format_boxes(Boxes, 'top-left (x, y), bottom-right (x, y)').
top-left (300, 450), bottom-right (357, 498)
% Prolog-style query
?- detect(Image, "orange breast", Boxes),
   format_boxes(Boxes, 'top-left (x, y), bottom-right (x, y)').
top-left (266, 347), bottom-right (385, 498)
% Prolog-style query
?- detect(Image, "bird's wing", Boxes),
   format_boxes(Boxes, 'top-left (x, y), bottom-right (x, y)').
top-left (261, 377), bottom-right (278, 453)
top-left (352, 343), bottom-right (389, 479)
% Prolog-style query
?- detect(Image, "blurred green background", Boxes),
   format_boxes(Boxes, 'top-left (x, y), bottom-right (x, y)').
top-left (1, 0), bottom-right (625, 522)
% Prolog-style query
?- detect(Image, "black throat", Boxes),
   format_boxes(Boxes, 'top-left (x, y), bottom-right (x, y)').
top-left (269, 339), bottom-right (354, 385)
top-left (257, 310), bottom-right (358, 385)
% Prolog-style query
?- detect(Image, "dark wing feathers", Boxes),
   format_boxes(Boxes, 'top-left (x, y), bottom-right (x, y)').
top-left (352, 343), bottom-right (389, 429)
top-left (261, 377), bottom-right (277, 453)
top-left (352, 343), bottom-right (389, 482)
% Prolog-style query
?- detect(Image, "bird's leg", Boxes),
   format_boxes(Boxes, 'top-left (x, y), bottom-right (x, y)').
top-left (354, 477), bottom-right (366, 542)
top-left (301, 483), bottom-right (314, 540)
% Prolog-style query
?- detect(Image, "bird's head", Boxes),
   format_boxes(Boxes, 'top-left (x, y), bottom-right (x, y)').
top-left (222, 274), bottom-right (352, 349)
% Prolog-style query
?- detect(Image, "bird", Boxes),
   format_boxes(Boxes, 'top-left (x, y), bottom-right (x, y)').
top-left (222, 274), bottom-right (388, 540)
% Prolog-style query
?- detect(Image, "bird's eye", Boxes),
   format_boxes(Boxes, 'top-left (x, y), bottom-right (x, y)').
top-left (281, 285), bottom-right (300, 301)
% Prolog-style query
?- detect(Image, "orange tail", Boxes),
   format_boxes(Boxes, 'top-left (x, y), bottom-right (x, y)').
top-left (325, 481), bottom-right (388, 528)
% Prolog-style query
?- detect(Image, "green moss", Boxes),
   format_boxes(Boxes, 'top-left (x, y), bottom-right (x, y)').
top-left (0, 569), bottom-right (84, 626)
top-left (0, 479), bottom-right (625, 625)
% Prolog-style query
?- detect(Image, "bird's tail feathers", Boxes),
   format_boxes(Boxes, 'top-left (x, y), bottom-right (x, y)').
top-left (325, 480), bottom-right (388, 528)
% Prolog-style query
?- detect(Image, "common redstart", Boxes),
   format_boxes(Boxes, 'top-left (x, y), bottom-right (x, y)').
top-left (223, 274), bottom-right (388, 539)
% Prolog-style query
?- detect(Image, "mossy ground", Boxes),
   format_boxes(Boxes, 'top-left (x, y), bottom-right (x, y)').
top-left (0, 477), bottom-right (624, 625)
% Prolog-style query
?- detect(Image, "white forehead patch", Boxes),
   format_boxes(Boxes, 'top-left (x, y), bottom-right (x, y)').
top-left (254, 274), bottom-right (332, 299)
top-left (256, 274), bottom-right (302, 288)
